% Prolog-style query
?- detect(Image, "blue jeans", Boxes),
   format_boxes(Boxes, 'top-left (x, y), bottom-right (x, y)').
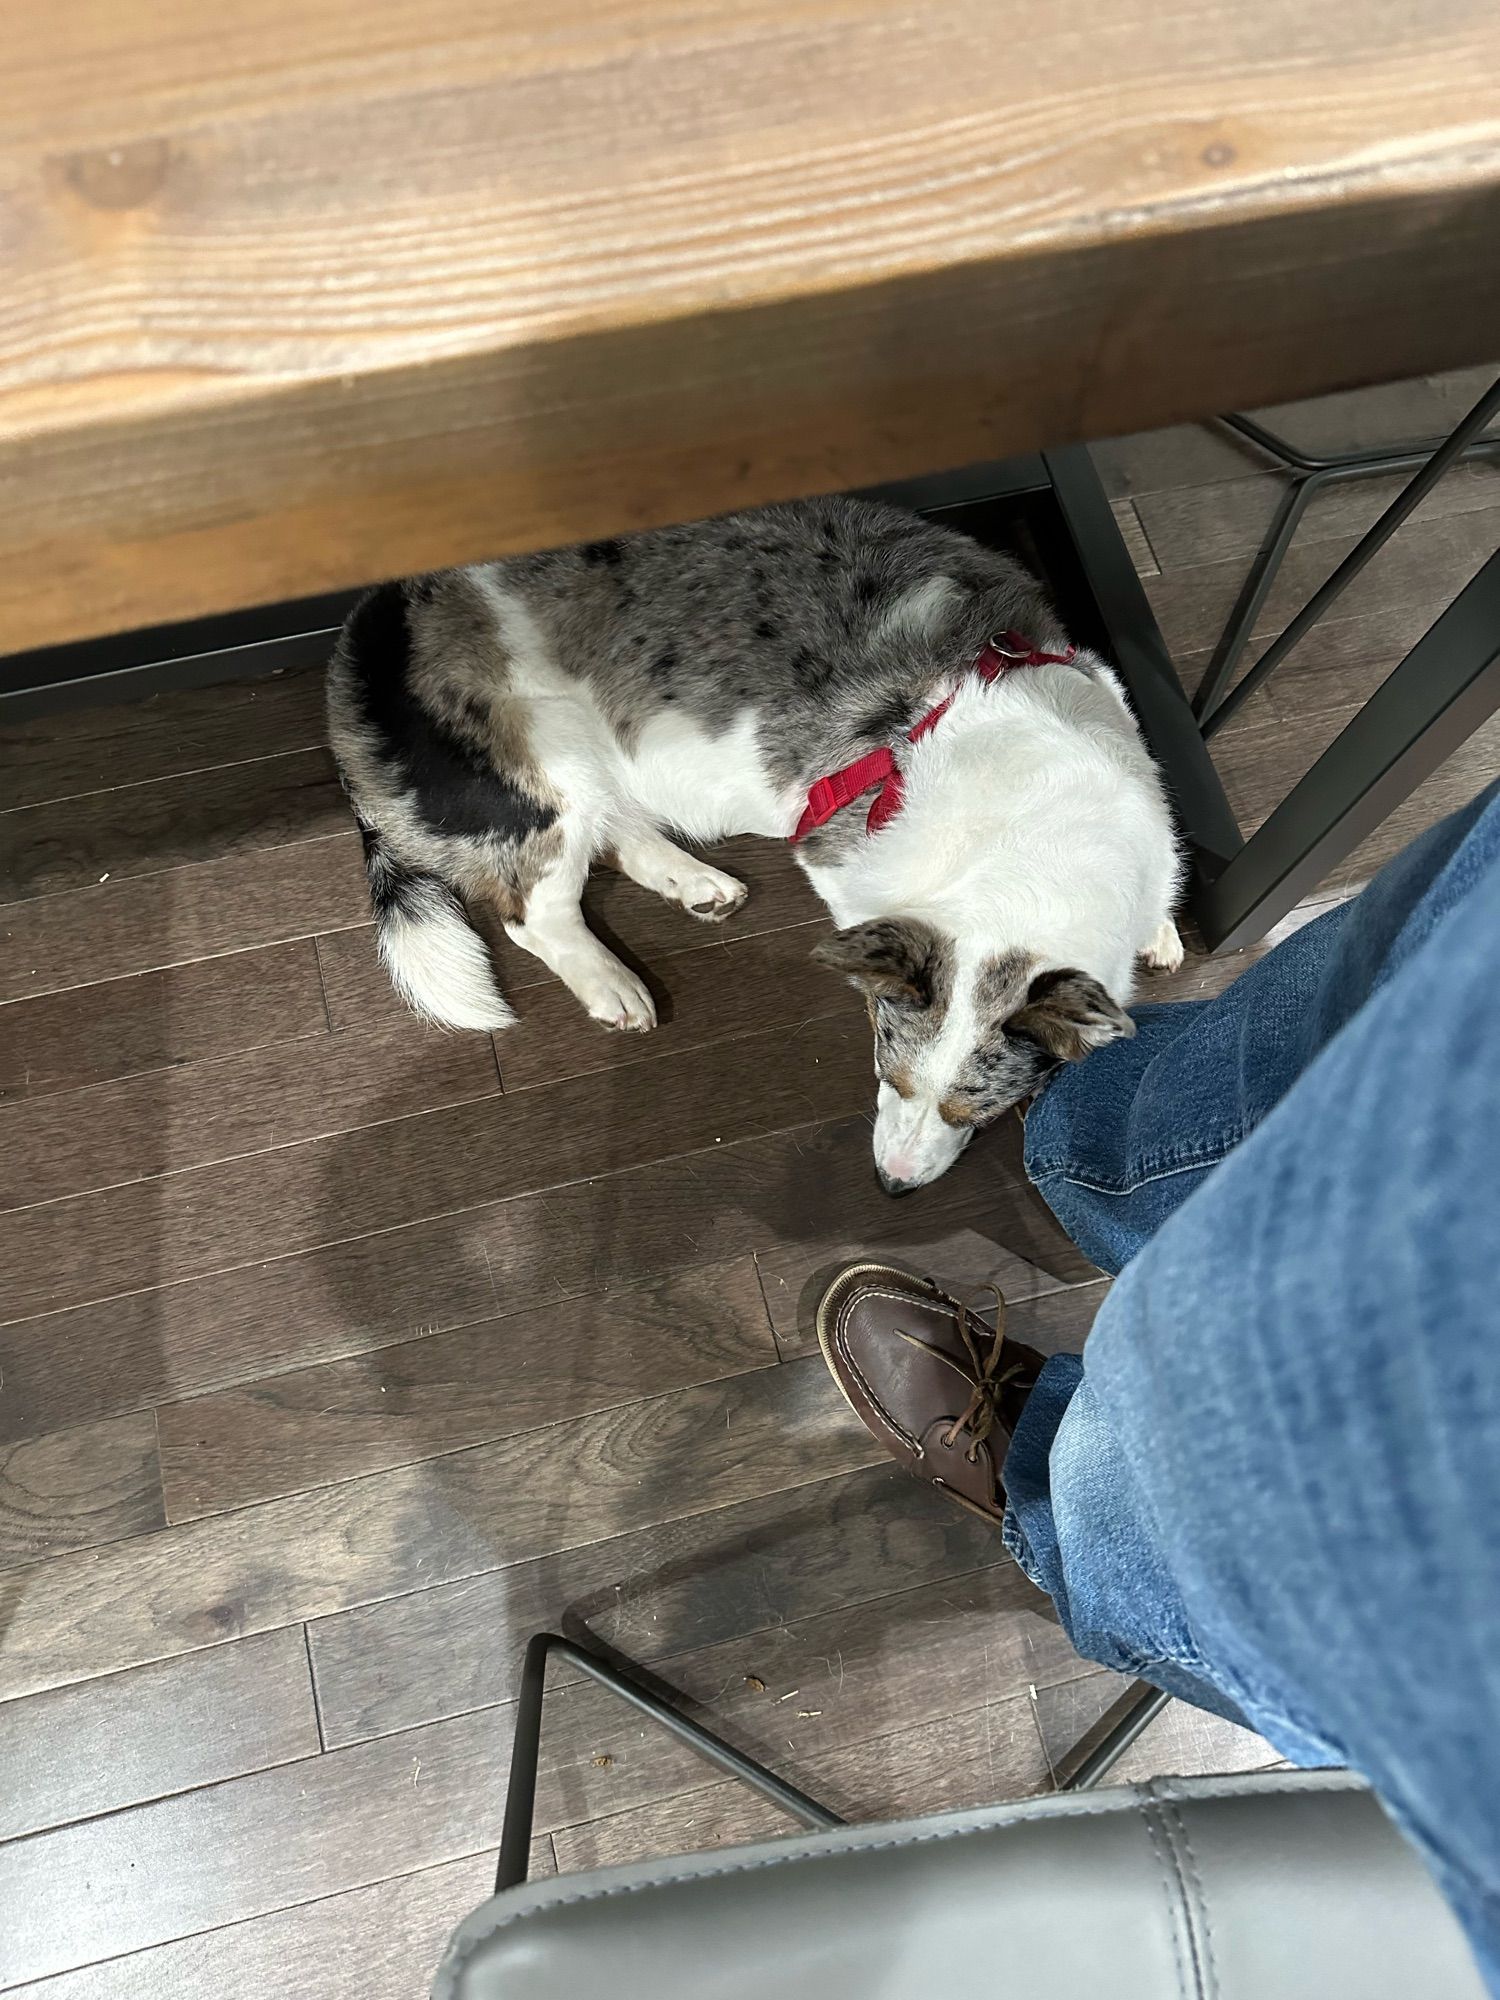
top-left (1005, 778), bottom-right (1500, 1988)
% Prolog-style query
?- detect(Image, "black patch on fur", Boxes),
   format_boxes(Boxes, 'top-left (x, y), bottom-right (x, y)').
top-left (579, 537), bottom-right (624, 568)
top-left (859, 693), bottom-right (911, 740)
top-left (754, 618), bottom-right (778, 641)
top-left (854, 573), bottom-right (879, 604)
top-left (792, 646), bottom-right (832, 688)
top-left (343, 584), bottom-right (556, 845)
top-left (651, 645), bottom-right (679, 680)
top-left (358, 816), bottom-right (422, 922)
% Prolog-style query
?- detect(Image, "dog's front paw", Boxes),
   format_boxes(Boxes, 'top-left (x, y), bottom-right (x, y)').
top-left (580, 964), bottom-right (658, 1032)
top-left (1140, 918), bottom-right (1185, 973)
top-left (676, 865), bottom-right (748, 922)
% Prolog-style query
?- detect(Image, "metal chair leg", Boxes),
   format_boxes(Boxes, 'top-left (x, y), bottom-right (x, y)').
top-left (1054, 1681), bottom-right (1174, 1792)
top-left (495, 1633), bottom-right (845, 1891)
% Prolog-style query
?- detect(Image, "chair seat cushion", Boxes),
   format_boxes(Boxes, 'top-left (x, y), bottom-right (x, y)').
top-left (434, 1769), bottom-right (1483, 2000)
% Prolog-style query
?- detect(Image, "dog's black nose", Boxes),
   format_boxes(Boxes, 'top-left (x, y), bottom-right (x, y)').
top-left (876, 1168), bottom-right (918, 1197)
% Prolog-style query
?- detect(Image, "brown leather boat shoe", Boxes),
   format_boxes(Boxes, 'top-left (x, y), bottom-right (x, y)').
top-left (815, 1262), bottom-right (1046, 1525)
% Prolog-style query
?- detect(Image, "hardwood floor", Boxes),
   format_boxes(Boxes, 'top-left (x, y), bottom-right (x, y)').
top-left (2, 367), bottom-right (1497, 1994)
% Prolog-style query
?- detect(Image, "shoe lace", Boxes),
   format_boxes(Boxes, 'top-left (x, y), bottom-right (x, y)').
top-left (932, 1282), bottom-right (1027, 1463)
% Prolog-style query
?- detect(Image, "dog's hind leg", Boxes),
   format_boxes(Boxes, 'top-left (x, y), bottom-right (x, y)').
top-left (612, 825), bottom-right (748, 923)
top-left (503, 821), bottom-right (658, 1031)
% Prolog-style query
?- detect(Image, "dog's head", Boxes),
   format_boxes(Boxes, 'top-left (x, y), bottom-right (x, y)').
top-left (814, 917), bottom-right (1133, 1191)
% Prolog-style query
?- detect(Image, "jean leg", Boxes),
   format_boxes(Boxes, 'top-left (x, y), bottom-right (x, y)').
top-left (1024, 776), bottom-right (1500, 1273)
top-left (1004, 831), bottom-right (1500, 1986)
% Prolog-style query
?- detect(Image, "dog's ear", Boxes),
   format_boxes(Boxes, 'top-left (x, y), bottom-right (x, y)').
top-left (1009, 968), bottom-right (1134, 1062)
top-left (813, 918), bottom-right (938, 1006)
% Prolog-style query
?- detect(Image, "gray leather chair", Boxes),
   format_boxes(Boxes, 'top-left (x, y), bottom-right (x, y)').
top-left (434, 1770), bottom-right (1484, 1999)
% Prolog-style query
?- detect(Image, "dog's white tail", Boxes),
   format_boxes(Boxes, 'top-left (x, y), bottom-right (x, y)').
top-left (360, 826), bottom-right (515, 1032)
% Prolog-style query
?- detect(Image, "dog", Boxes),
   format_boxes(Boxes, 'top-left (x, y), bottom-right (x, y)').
top-left (326, 497), bottom-right (1182, 1191)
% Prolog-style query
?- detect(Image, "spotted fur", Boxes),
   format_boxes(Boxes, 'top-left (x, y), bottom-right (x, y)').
top-left (327, 497), bottom-right (1180, 1171)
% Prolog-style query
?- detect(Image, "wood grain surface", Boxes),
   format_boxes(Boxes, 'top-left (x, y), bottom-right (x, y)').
top-left (5, 0), bottom-right (1500, 647)
top-left (0, 941), bottom-right (329, 1104)
top-left (307, 1462), bottom-right (1004, 1746)
top-left (156, 1257), bottom-right (778, 1518)
top-left (0, 1412), bottom-right (165, 1569)
top-left (0, 1628), bottom-right (319, 1842)
top-left (0, 1856), bottom-right (510, 2000)
top-left (0, 1359), bottom-right (882, 1704)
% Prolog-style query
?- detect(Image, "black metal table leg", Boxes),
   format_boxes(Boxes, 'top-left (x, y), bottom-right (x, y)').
top-left (495, 1633), bottom-right (845, 1892)
top-left (1194, 546), bottom-right (1500, 952)
top-left (1041, 443), bottom-right (1245, 889)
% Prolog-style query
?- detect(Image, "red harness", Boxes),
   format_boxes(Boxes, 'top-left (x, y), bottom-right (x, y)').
top-left (790, 630), bottom-right (1077, 843)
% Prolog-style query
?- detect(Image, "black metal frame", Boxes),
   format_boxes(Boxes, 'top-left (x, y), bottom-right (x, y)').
top-left (1195, 377), bottom-right (1500, 738)
top-left (0, 586), bottom-right (359, 719)
top-left (494, 1630), bottom-right (1171, 1891)
top-left (1196, 545), bottom-right (1500, 951)
top-left (495, 1632), bottom-right (846, 1891)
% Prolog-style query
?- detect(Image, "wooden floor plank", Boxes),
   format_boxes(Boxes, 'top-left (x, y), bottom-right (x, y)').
top-left (0, 666), bottom-right (326, 814)
top-left (1093, 422), bottom-right (1261, 500)
top-left (1137, 454), bottom-right (1500, 574)
top-left (0, 1016), bottom-right (499, 1212)
top-left (754, 1169), bottom-right (1081, 1359)
top-left (0, 1358), bottom-right (880, 1704)
top-left (157, 1257), bottom-right (777, 1521)
top-left (0, 748), bottom-right (347, 905)
top-left (1249, 371), bottom-right (1499, 455)
top-left (0, 1412), bottom-right (163, 1570)
top-left (1031, 1670), bottom-right (1283, 1784)
top-left (497, 920), bottom-right (841, 1092)
top-left (0, 1014), bottom-right (873, 1323)
top-left (0, 1109), bottom-right (1069, 1444)
top-left (0, 1853), bottom-right (504, 2000)
top-left (0, 833), bottom-right (368, 1003)
top-left (1211, 708), bottom-right (1500, 900)
top-left (305, 1571), bottom-right (1069, 1880)
top-left (1096, 372), bottom-right (1492, 502)
top-left (1109, 497), bottom-right (1158, 576)
top-left (0, 1627), bottom-right (319, 1842)
top-left (550, 1696), bottom-right (1051, 1873)
top-left (0, 1709), bottom-right (509, 1987)
top-left (1144, 501), bottom-right (1500, 660)
top-left (464, 1111), bottom-right (1092, 1335)
top-left (309, 1463), bottom-right (1003, 1748)
top-left (316, 835), bottom-right (824, 1032)
top-left (522, 1565), bottom-right (1077, 1833)
top-left (0, 1212), bottom-right (498, 1446)
top-left (0, 941), bottom-right (329, 1107)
